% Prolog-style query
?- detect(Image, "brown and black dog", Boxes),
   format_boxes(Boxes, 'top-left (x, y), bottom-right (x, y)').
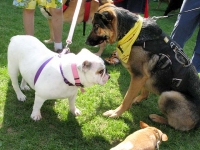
top-left (86, 0), bottom-right (200, 131)
top-left (110, 121), bottom-right (168, 150)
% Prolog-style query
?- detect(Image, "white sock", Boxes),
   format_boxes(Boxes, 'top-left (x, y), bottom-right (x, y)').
top-left (54, 42), bottom-right (62, 51)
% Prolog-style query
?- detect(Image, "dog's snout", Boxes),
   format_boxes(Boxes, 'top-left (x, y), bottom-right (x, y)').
top-left (105, 69), bottom-right (110, 79)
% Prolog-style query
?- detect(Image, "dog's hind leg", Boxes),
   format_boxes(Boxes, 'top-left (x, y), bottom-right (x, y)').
top-left (149, 114), bottom-right (168, 124)
top-left (132, 88), bottom-right (149, 104)
top-left (151, 91), bottom-right (199, 131)
top-left (20, 78), bottom-right (30, 91)
top-left (8, 63), bottom-right (26, 101)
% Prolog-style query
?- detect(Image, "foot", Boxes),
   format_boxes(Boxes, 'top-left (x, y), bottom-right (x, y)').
top-left (103, 110), bottom-right (120, 118)
top-left (104, 51), bottom-right (120, 65)
top-left (70, 107), bottom-right (81, 116)
top-left (20, 84), bottom-right (30, 91)
top-left (31, 111), bottom-right (42, 121)
top-left (16, 92), bottom-right (26, 101)
top-left (149, 114), bottom-right (168, 124)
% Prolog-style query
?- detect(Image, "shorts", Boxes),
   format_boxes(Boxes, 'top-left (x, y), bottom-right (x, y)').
top-left (13, 0), bottom-right (62, 9)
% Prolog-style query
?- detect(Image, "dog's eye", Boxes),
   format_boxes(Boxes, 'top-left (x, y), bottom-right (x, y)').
top-left (94, 24), bottom-right (100, 29)
top-left (98, 69), bottom-right (104, 75)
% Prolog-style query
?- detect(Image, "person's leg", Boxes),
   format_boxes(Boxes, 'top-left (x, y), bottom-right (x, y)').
top-left (46, 0), bottom-right (63, 51)
top-left (50, 7), bottom-right (63, 51)
top-left (23, 9), bottom-right (35, 35)
top-left (192, 28), bottom-right (200, 72)
top-left (13, 0), bottom-right (36, 35)
top-left (171, 0), bottom-right (200, 48)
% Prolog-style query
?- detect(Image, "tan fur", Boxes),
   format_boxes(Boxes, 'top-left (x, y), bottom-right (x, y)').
top-left (110, 121), bottom-right (168, 150)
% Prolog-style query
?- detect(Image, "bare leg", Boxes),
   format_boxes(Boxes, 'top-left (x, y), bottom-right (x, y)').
top-left (49, 8), bottom-right (63, 51)
top-left (44, 19), bottom-right (54, 43)
top-left (23, 9), bottom-right (35, 35)
top-left (95, 41), bottom-right (106, 56)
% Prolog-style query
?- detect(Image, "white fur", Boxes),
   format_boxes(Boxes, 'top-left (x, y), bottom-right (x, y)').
top-left (7, 35), bottom-right (109, 121)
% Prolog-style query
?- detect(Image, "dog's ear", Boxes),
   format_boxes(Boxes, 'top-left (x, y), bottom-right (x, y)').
top-left (140, 121), bottom-right (149, 128)
top-left (99, 0), bottom-right (113, 5)
top-left (101, 11), bottom-right (114, 22)
top-left (161, 134), bottom-right (168, 141)
top-left (78, 60), bottom-right (92, 72)
top-left (94, 12), bottom-right (113, 25)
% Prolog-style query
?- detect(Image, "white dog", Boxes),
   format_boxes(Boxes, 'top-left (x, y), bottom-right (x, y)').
top-left (7, 35), bottom-right (110, 121)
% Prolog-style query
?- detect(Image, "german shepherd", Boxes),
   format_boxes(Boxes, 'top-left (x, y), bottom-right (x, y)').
top-left (86, 0), bottom-right (200, 131)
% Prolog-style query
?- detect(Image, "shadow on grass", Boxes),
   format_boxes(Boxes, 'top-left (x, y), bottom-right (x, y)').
top-left (0, 80), bottom-right (110, 150)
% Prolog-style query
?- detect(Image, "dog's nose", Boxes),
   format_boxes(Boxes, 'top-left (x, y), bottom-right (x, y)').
top-left (106, 69), bottom-right (110, 79)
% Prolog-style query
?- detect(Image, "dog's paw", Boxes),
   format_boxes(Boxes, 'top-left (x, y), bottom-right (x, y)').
top-left (17, 92), bottom-right (26, 101)
top-left (103, 110), bottom-right (119, 118)
top-left (31, 111), bottom-right (42, 121)
top-left (149, 114), bottom-right (168, 124)
top-left (20, 85), bottom-right (30, 91)
top-left (71, 107), bottom-right (81, 116)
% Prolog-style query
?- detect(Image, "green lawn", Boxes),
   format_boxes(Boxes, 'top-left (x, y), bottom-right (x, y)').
top-left (0, 0), bottom-right (199, 150)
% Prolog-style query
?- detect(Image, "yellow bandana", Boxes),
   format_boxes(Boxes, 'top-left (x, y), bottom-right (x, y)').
top-left (117, 15), bottom-right (143, 63)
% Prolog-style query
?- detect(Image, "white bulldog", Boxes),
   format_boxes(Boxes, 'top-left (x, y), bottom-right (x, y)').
top-left (7, 35), bottom-right (110, 121)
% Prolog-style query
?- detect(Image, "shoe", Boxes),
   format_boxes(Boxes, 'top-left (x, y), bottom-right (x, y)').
top-left (104, 50), bottom-right (120, 65)
top-left (55, 49), bottom-right (63, 53)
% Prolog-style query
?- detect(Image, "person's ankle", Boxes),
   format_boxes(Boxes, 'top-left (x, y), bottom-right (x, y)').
top-left (54, 42), bottom-right (62, 51)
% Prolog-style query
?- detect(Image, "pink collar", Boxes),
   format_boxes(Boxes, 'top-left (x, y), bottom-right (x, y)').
top-left (60, 62), bottom-right (83, 87)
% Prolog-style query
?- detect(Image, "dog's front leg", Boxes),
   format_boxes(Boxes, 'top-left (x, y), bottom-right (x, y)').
top-left (31, 95), bottom-right (46, 121)
top-left (103, 76), bottom-right (147, 118)
top-left (68, 95), bottom-right (81, 116)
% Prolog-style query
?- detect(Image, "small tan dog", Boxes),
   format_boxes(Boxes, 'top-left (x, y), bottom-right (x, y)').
top-left (110, 121), bottom-right (168, 150)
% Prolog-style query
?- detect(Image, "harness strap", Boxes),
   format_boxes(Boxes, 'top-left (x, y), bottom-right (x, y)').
top-left (60, 63), bottom-right (74, 86)
top-left (34, 57), bottom-right (54, 85)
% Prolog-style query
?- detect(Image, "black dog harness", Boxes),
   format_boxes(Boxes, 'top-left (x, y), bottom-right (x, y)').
top-left (136, 32), bottom-right (191, 92)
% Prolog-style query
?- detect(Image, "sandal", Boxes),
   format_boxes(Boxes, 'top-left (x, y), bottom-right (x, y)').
top-left (104, 50), bottom-right (120, 65)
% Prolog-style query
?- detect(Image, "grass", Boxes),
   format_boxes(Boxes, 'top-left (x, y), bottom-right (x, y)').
top-left (0, 0), bottom-right (199, 149)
